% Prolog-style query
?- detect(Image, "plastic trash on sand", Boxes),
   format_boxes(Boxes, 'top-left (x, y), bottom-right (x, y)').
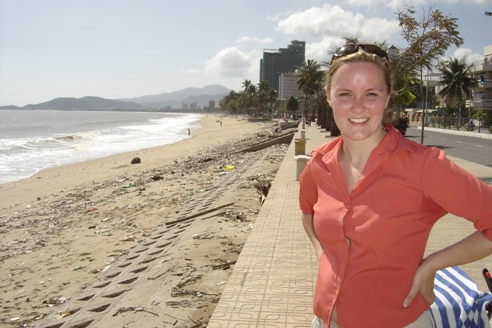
top-left (224, 165), bottom-right (235, 171)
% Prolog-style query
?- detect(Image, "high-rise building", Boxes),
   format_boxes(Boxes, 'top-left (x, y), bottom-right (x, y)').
top-left (278, 70), bottom-right (304, 100)
top-left (260, 40), bottom-right (305, 92)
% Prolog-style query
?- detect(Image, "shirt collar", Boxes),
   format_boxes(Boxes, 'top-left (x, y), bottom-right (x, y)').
top-left (312, 123), bottom-right (406, 166)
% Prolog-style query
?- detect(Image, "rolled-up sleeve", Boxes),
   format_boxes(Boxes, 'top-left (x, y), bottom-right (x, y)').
top-left (422, 147), bottom-right (492, 241)
top-left (299, 157), bottom-right (317, 215)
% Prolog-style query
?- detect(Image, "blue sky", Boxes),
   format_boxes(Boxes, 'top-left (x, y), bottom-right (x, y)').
top-left (1, 0), bottom-right (491, 106)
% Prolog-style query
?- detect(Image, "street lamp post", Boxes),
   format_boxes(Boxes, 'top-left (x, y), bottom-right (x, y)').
top-left (459, 103), bottom-right (461, 125)
top-left (469, 73), bottom-right (473, 119)
top-left (420, 72), bottom-right (428, 144)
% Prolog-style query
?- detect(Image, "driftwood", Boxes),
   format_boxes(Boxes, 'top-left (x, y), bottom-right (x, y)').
top-left (236, 132), bottom-right (295, 153)
top-left (171, 288), bottom-right (221, 297)
top-left (212, 261), bottom-right (237, 270)
top-left (166, 300), bottom-right (193, 308)
top-left (280, 121), bottom-right (301, 130)
top-left (176, 274), bottom-right (203, 289)
top-left (113, 306), bottom-right (159, 317)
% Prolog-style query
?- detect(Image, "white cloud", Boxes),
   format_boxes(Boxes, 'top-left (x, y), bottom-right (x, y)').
top-left (275, 4), bottom-right (399, 44)
top-left (204, 47), bottom-right (259, 78)
top-left (185, 68), bottom-right (201, 74)
top-left (267, 14), bottom-right (280, 22)
top-left (235, 37), bottom-right (274, 44)
top-left (306, 36), bottom-right (345, 63)
top-left (452, 48), bottom-right (484, 65)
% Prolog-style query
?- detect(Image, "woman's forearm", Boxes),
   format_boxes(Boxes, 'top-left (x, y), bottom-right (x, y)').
top-left (302, 213), bottom-right (323, 259)
top-left (404, 231), bottom-right (492, 308)
top-left (424, 231), bottom-right (492, 272)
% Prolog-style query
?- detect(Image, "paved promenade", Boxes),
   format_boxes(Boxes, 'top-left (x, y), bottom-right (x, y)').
top-left (208, 123), bottom-right (492, 327)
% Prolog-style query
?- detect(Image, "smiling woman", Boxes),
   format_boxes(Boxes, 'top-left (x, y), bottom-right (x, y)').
top-left (327, 61), bottom-right (390, 145)
top-left (299, 44), bottom-right (492, 328)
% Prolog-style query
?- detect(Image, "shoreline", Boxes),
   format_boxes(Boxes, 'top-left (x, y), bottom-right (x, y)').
top-left (0, 110), bottom-right (205, 185)
top-left (0, 114), bottom-right (286, 327)
top-left (0, 110), bottom-right (202, 186)
top-left (0, 114), bottom-right (254, 206)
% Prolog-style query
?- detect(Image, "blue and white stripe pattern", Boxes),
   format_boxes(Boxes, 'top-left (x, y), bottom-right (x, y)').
top-left (431, 266), bottom-right (492, 328)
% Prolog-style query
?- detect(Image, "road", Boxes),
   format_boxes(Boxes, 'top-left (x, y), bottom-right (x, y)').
top-left (405, 126), bottom-right (492, 168)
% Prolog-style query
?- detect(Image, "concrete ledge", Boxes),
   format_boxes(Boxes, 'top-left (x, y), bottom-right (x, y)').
top-left (294, 155), bottom-right (311, 181)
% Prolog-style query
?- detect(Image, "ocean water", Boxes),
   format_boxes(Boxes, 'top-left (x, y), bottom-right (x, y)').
top-left (0, 110), bottom-right (202, 184)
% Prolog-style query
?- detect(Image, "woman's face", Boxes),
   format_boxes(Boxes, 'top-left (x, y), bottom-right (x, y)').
top-left (327, 61), bottom-right (391, 143)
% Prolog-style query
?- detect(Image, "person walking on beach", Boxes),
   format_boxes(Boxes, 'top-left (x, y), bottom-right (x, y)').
top-left (298, 44), bottom-right (492, 328)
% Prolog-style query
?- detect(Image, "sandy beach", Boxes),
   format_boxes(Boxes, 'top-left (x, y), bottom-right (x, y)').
top-left (0, 114), bottom-right (290, 327)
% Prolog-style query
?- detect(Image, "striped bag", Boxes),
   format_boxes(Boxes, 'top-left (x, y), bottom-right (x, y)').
top-left (431, 266), bottom-right (492, 328)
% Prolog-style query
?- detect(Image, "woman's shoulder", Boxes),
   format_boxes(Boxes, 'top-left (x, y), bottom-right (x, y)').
top-left (311, 135), bottom-right (342, 157)
top-left (391, 128), bottom-right (444, 163)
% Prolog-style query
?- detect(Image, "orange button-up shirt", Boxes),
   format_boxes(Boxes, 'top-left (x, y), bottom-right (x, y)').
top-left (299, 125), bottom-right (492, 327)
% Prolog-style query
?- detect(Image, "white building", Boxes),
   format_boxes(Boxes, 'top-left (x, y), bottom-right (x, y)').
top-left (472, 44), bottom-right (492, 119)
top-left (278, 70), bottom-right (304, 100)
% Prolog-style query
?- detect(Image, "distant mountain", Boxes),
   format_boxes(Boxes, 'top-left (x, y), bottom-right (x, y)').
top-left (0, 105), bottom-right (22, 110)
top-left (24, 96), bottom-right (144, 111)
top-left (138, 93), bottom-right (229, 109)
top-left (121, 84), bottom-right (231, 104)
top-left (8, 84), bottom-right (232, 111)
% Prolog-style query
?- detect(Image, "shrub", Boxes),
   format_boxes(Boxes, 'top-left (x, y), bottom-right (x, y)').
top-left (392, 116), bottom-right (409, 136)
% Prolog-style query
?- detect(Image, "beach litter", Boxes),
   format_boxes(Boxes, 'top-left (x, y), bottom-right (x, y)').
top-left (113, 306), bottom-right (159, 317)
top-left (0, 120), bottom-right (290, 327)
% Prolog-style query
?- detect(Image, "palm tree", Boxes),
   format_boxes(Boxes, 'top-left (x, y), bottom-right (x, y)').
top-left (266, 88), bottom-right (278, 117)
top-left (297, 59), bottom-right (325, 120)
top-left (219, 90), bottom-right (240, 114)
top-left (437, 57), bottom-right (472, 121)
top-left (257, 80), bottom-right (274, 115)
top-left (246, 84), bottom-right (257, 115)
top-left (242, 80), bottom-right (252, 93)
top-left (472, 109), bottom-right (487, 133)
top-left (238, 80), bottom-right (257, 115)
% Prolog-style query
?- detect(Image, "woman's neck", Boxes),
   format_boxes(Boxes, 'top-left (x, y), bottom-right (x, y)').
top-left (338, 128), bottom-right (387, 194)
top-left (341, 128), bottom-right (386, 168)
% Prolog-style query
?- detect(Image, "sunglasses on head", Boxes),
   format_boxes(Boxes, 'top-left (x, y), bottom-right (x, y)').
top-left (330, 44), bottom-right (388, 64)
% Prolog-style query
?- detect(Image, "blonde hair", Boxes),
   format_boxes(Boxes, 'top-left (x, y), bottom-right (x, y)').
top-left (325, 48), bottom-right (393, 123)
